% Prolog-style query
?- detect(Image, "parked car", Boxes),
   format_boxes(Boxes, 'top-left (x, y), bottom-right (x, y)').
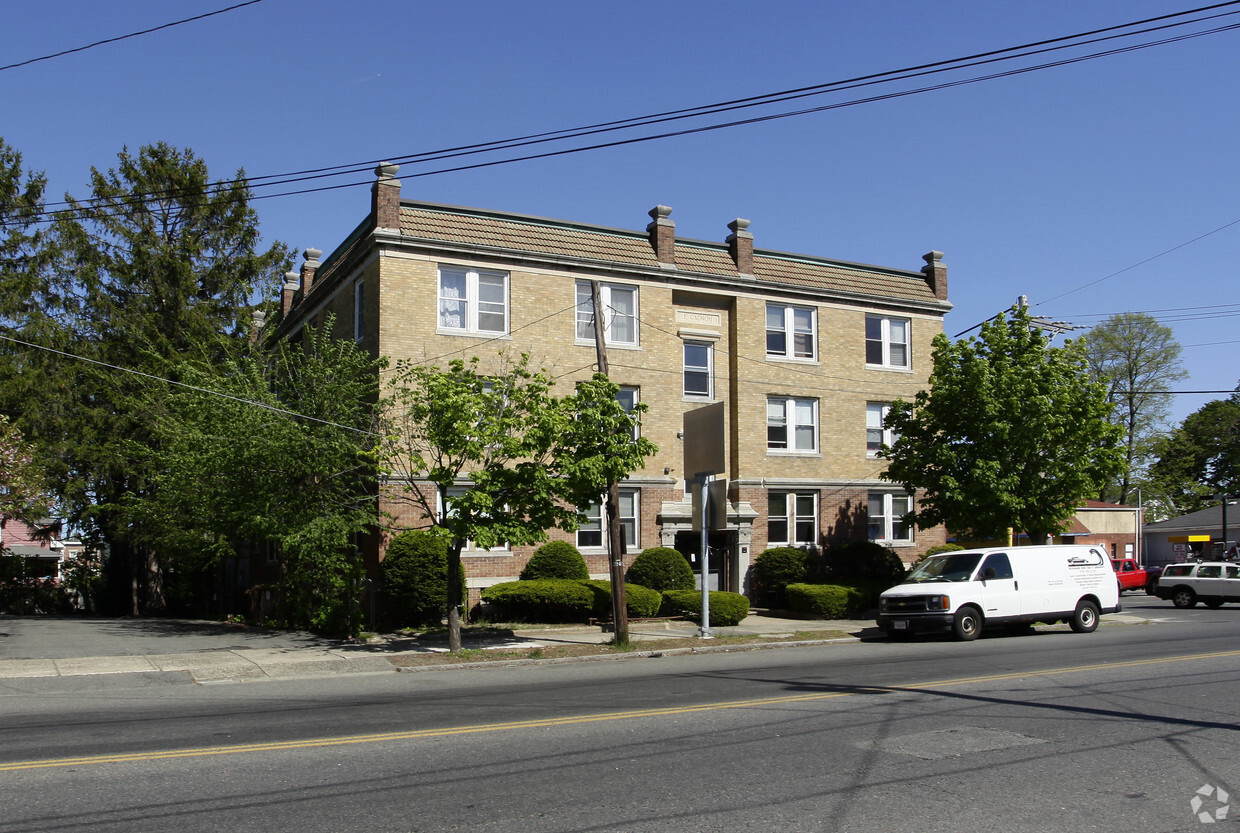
top-left (876, 544), bottom-right (1120, 641)
top-left (1112, 559), bottom-right (1161, 595)
top-left (1153, 561), bottom-right (1240, 608)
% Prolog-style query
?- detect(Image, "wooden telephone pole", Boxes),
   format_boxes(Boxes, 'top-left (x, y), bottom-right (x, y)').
top-left (590, 280), bottom-right (630, 643)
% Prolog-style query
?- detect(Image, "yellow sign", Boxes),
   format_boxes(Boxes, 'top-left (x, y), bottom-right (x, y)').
top-left (1168, 535), bottom-right (1212, 543)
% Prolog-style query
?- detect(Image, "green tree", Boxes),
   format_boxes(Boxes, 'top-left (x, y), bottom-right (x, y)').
top-left (9, 143), bottom-right (291, 615)
top-left (0, 137), bottom-right (51, 322)
top-left (382, 353), bottom-right (656, 651)
top-left (0, 415), bottom-right (52, 524)
top-left (1146, 391), bottom-right (1240, 519)
top-left (148, 318), bottom-right (384, 633)
top-left (1083, 312), bottom-right (1186, 504)
top-left (881, 305), bottom-right (1123, 544)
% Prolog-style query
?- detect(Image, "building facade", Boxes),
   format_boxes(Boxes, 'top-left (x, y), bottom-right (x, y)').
top-left (273, 165), bottom-right (952, 601)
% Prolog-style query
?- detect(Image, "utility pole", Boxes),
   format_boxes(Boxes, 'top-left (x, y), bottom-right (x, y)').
top-left (590, 281), bottom-right (630, 643)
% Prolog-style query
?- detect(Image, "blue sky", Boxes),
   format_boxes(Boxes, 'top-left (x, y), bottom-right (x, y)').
top-left (4, 0), bottom-right (1238, 424)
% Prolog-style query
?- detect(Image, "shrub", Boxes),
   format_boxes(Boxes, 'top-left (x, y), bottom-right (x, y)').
top-left (785, 583), bottom-right (870, 618)
top-left (661, 589), bottom-right (750, 626)
top-left (381, 530), bottom-right (466, 628)
top-left (920, 543), bottom-right (964, 562)
top-left (520, 541), bottom-right (589, 581)
top-left (481, 579), bottom-right (596, 622)
top-left (626, 547), bottom-right (694, 592)
top-left (824, 540), bottom-right (907, 587)
top-left (584, 580), bottom-right (663, 618)
top-left (752, 547), bottom-right (809, 606)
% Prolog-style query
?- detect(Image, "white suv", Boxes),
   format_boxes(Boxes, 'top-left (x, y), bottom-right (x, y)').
top-left (1153, 561), bottom-right (1240, 608)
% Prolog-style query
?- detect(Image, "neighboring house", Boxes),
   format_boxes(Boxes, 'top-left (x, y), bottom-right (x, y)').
top-left (271, 164), bottom-right (952, 601)
top-left (1, 516), bottom-right (67, 579)
top-left (954, 501), bottom-right (1143, 562)
top-left (1144, 500), bottom-right (1240, 567)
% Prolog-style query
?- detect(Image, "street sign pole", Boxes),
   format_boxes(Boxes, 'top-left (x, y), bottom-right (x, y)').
top-left (699, 474), bottom-right (712, 638)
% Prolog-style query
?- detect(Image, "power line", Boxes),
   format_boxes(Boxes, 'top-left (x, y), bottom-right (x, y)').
top-left (7, 3), bottom-right (1240, 229)
top-left (0, 1), bottom-right (268, 73)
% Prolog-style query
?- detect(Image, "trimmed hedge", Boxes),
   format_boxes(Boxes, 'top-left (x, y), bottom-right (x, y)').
top-left (481, 579), bottom-right (663, 622)
top-left (661, 589), bottom-right (750, 626)
top-left (584, 580), bottom-right (663, 619)
top-left (380, 530), bottom-right (466, 627)
top-left (824, 541), bottom-right (907, 586)
top-left (753, 547), bottom-right (809, 606)
top-left (785, 583), bottom-right (870, 619)
top-left (520, 541), bottom-right (589, 581)
top-left (626, 547), bottom-right (694, 592)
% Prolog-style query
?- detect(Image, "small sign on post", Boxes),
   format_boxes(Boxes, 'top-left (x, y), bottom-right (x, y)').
top-left (683, 402), bottom-right (725, 638)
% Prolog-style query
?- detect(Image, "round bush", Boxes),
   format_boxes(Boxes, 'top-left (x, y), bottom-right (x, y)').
top-left (584, 580), bottom-right (663, 619)
top-left (520, 541), bottom-right (589, 581)
top-left (481, 579), bottom-right (595, 622)
top-left (626, 547), bottom-right (694, 592)
top-left (661, 589), bottom-right (750, 626)
top-left (753, 547), bottom-right (809, 606)
top-left (380, 530), bottom-right (466, 627)
top-left (920, 543), bottom-right (964, 561)
top-left (824, 540), bottom-right (908, 586)
top-left (785, 583), bottom-right (869, 619)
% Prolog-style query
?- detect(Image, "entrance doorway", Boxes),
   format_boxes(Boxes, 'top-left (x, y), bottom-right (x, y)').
top-left (674, 530), bottom-right (735, 592)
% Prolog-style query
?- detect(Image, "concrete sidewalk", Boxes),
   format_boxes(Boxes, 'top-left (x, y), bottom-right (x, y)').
top-left (0, 612), bottom-right (1144, 685)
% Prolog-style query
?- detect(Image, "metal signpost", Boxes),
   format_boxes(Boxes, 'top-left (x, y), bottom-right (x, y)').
top-left (683, 402), bottom-right (725, 638)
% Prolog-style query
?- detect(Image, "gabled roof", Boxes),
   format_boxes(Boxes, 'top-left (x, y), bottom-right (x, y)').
top-left (1145, 501), bottom-right (1239, 531)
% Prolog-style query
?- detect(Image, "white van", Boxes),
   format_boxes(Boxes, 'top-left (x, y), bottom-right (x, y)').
top-left (876, 544), bottom-right (1121, 641)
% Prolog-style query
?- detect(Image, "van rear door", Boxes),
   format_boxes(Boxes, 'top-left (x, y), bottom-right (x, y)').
top-left (977, 552), bottom-right (1021, 620)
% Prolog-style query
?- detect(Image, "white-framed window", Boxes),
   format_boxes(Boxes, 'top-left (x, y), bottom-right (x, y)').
top-left (617, 385), bottom-right (640, 440)
top-left (440, 487), bottom-right (508, 553)
top-left (353, 280), bottom-right (365, 342)
top-left (766, 303), bottom-right (816, 360)
top-left (576, 282), bottom-right (638, 346)
top-left (439, 265), bottom-right (509, 335)
top-left (865, 315), bottom-right (910, 369)
top-left (868, 491), bottom-right (914, 544)
top-left (683, 341), bottom-right (713, 398)
top-left (577, 489), bottom-right (638, 551)
top-left (866, 402), bottom-right (896, 456)
top-left (767, 396), bottom-right (818, 452)
top-left (768, 492), bottom-right (817, 546)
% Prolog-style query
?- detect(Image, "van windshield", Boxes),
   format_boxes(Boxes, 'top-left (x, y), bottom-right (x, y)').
top-left (903, 554), bottom-right (982, 583)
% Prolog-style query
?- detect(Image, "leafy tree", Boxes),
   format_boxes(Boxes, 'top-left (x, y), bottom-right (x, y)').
top-left (1082, 312), bottom-right (1186, 504)
top-left (0, 415), bottom-right (52, 523)
top-left (148, 318), bottom-right (384, 633)
top-left (1146, 391), bottom-right (1240, 518)
top-left (0, 137), bottom-right (51, 323)
top-left (6, 143), bottom-right (290, 615)
top-left (382, 353), bottom-right (656, 651)
top-left (881, 305), bottom-right (1123, 544)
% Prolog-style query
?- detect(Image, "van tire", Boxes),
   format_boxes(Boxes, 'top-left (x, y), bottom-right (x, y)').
top-left (1069, 600), bottom-right (1099, 633)
top-left (1172, 587), bottom-right (1197, 608)
top-left (952, 607), bottom-right (982, 641)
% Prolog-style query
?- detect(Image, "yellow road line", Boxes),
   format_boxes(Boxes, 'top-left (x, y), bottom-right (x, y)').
top-left (4, 648), bottom-right (1238, 773)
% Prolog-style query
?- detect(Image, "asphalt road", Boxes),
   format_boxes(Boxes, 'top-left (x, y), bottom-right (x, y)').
top-left (1, 598), bottom-right (1237, 833)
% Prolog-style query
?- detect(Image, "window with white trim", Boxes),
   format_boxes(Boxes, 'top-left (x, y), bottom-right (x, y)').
top-left (766, 303), bottom-right (816, 360)
top-left (577, 489), bottom-right (638, 551)
top-left (439, 265), bottom-right (509, 335)
top-left (576, 282), bottom-right (638, 346)
top-left (767, 396), bottom-right (818, 452)
top-left (617, 386), bottom-right (640, 440)
top-left (353, 280), bottom-right (365, 342)
top-left (865, 315), bottom-right (910, 369)
top-left (768, 492), bottom-right (817, 546)
top-left (868, 491), bottom-right (913, 544)
top-left (441, 487), bottom-right (508, 553)
top-left (866, 402), bottom-right (896, 455)
top-left (683, 342), bottom-right (713, 398)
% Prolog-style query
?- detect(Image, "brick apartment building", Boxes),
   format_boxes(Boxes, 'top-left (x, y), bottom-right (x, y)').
top-left (272, 164), bottom-right (952, 601)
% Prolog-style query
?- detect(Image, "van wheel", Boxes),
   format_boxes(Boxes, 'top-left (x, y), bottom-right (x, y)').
top-left (952, 607), bottom-right (982, 641)
top-left (1070, 600), bottom-right (1099, 633)
top-left (1172, 587), bottom-right (1197, 608)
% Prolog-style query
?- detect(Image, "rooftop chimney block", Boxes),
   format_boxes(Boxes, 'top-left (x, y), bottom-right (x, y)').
top-left (727, 218), bottom-right (753, 275)
top-left (647, 205), bottom-right (675, 266)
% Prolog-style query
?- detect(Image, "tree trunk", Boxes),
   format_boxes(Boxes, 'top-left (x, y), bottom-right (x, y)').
top-left (446, 541), bottom-right (463, 653)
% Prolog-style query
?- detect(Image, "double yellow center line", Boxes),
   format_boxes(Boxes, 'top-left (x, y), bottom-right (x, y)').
top-left (5, 649), bottom-right (1238, 772)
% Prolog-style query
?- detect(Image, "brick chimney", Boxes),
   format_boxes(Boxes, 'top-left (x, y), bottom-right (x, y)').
top-left (300, 248), bottom-right (322, 295)
top-left (372, 162), bottom-right (401, 232)
top-left (281, 271), bottom-right (300, 317)
top-left (647, 205), bottom-right (675, 266)
top-left (249, 309), bottom-right (267, 345)
top-left (922, 251), bottom-right (948, 301)
top-left (727, 218), bottom-right (753, 275)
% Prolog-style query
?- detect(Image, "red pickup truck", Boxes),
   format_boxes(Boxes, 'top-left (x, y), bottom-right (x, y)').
top-left (1112, 559), bottom-right (1161, 595)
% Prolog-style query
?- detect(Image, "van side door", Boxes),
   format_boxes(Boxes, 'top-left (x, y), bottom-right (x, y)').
top-left (977, 553), bottom-right (1021, 620)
